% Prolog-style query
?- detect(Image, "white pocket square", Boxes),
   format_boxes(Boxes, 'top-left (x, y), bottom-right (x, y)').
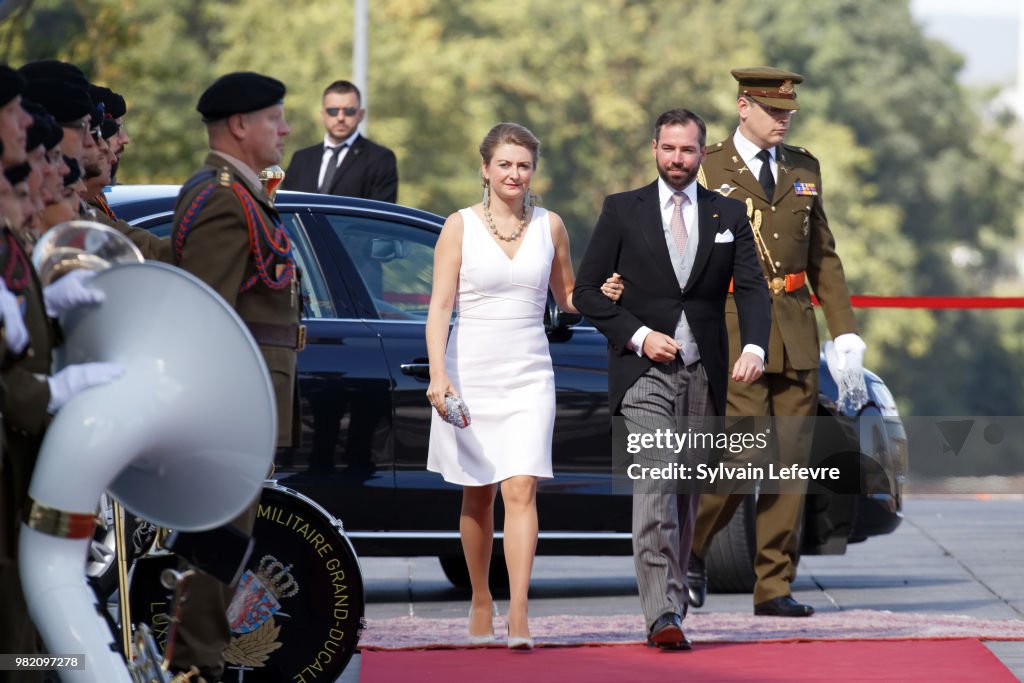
top-left (714, 230), bottom-right (734, 243)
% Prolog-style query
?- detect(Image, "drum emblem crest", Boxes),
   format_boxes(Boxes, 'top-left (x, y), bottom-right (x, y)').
top-left (225, 554), bottom-right (300, 665)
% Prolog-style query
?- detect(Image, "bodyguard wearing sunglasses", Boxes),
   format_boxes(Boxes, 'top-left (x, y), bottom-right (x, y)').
top-left (282, 79), bottom-right (398, 202)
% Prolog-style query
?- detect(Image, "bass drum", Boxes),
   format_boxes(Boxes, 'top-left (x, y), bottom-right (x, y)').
top-left (129, 482), bottom-right (365, 682)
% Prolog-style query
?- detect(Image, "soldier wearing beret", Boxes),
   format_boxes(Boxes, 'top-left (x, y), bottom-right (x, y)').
top-left (167, 71), bottom-right (300, 682)
top-left (89, 85), bottom-right (129, 182)
top-left (20, 66), bottom-right (169, 260)
top-left (1, 65), bottom-right (32, 167)
top-left (689, 68), bottom-right (864, 618)
top-left (1, 155), bottom-right (123, 683)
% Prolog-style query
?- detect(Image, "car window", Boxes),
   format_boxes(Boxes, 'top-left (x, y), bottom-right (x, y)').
top-left (136, 213), bottom-right (335, 319)
top-left (285, 214), bottom-right (336, 319)
top-left (324, 215), bottom-right (437, 321)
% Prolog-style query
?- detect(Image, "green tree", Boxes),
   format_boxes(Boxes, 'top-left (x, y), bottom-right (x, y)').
top-left (4, 0), bottom-right (1020, 416)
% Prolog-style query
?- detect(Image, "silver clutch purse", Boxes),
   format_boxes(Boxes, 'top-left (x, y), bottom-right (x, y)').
top-left (443, 394), bottom-right (471, 429)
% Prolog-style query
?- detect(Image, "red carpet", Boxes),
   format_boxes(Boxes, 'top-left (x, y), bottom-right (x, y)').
top-left (360, 639), bottom-right (1016, 682)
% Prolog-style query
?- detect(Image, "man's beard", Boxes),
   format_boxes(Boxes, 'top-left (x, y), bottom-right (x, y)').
top-left (658, 164), bottom-right (697, 190)
top-left (83, 162), bottom-right (104, 181)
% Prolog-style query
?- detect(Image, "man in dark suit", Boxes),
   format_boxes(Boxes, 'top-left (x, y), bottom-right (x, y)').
top-left (281, 79), bottom-right (398, 202)
top-left (574, 108), bottom-right (770, 650)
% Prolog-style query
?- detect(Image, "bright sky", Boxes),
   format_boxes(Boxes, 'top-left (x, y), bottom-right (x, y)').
top-left (911, 0), bottom-right (1020, 84)
top-left (912, 0), bottom-right (1020, 18)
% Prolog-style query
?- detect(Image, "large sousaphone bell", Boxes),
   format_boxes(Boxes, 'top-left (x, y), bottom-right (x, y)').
top-left (19, 221), bottom-right (277, 682)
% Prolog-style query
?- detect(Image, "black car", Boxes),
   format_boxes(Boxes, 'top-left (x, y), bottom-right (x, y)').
top-left (106, 186), bottom-right (906, 593)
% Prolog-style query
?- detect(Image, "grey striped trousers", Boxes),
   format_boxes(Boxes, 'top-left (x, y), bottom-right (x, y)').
top-left (620, 358), bottom-right (715, 631)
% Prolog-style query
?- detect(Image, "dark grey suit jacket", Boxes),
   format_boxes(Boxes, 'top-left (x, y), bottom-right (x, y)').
top-left (281, 134), bottom-right (398, 202)
top-left (574, 181), bottom-right (770, 416)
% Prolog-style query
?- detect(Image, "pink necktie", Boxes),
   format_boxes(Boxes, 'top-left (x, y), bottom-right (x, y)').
top-left (670, 192), bottom-right (688, 256)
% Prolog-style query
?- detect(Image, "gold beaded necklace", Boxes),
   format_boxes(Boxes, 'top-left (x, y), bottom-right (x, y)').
top-left (483, 193), bottom-right (534, 242)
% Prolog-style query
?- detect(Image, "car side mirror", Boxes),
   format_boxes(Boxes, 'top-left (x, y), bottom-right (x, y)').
top-left (370, 238), bottom-right (404, 262)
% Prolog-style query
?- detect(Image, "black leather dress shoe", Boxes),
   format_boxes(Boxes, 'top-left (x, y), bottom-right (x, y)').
top-left (645, 612), bottom-right (692, 650)
top-left (686, 553), bottom-right (707, 608)
top-left (754, 595), bottom-right (815, 617)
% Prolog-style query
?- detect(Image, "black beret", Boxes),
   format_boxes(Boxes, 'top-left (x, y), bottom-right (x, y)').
top-left (19, 60), bottom-right (90, 90)
top-left (43, 117), bottom-right (64, 149)
top-left (197, 71), bottom-right (285, 121)
top-left (89, 85), bottom-right (127, 119)
top-left (89, 103), bottom-right (103, 130)
top-left (63, 156), bottom-right (82, 186)
top-left (100, 118), bottom-right (119, 140)
top-left (0, 64), bottom-right (25, 107)
top-left (23, 78), bottom-right (92, 124)
top-left (4, 161), bottom-right (31, 186)
top-left (23, 100), bottom-right (55, 151)
top-left (107, 92), bottom-right (127, 119)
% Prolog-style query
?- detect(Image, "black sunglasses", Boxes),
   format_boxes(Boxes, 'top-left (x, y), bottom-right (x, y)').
top-left (324, 106), bottom-right (359, 117)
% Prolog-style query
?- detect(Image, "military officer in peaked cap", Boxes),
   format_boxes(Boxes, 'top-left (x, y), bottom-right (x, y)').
top-left (688, 67), bottom-right (864, 618)
top-left (167, 71), bottom-right (301, 682)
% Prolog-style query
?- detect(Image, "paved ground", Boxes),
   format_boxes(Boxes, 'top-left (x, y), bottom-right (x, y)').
top-left (341, 497), bottom-right (1024, 681)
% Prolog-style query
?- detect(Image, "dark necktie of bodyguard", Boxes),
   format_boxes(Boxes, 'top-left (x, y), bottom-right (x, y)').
top-left (319, 143), bottom-right (347, 193)
top-left (757, 148), bottom-right (775, 201)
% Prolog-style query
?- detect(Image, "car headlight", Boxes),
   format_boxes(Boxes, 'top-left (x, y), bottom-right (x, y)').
top-left (867, 379), bottom-right (899, 418)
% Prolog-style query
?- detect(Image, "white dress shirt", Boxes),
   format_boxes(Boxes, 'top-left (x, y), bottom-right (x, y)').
top-left (733, 127), bottom-right (775, 184)
top-left (318, 131), bottom-right (361, 189)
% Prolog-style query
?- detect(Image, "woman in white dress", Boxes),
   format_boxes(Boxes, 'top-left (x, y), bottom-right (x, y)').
top-left (425, 123), bottom-right (622, 649)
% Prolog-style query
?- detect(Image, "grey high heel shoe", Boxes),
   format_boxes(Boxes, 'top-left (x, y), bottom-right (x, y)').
top-left (468, 607), bottom-right (495, 645)
top-left (507, 625), bottom-right (534, 651)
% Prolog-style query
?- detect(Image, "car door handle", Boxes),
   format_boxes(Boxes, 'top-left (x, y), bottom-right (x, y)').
top-left (400, 362), bottom-right (431, 379)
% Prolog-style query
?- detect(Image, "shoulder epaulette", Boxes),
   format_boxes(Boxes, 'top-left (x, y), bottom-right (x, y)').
top-left (181, 168), bottom-right (218, 194)
top-left (705, 142), bottom-right (726, 154)
top-left (782, 143), bottom-right (817, 160)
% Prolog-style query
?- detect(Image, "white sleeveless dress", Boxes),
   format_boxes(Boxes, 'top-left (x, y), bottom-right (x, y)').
top-left (427, 206), bottom-right (556, 486)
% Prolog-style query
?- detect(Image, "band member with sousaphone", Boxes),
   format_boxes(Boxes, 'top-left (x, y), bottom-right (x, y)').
top-left (167, 71), bottom-right (304, 682)
top-left (0, 70), bottom-right (124, 675)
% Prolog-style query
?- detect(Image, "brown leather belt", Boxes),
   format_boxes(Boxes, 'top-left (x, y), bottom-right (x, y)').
top-left (246, 321), bottom-right (307, 351)
top-left (729, 271), bottom-right (806, 295)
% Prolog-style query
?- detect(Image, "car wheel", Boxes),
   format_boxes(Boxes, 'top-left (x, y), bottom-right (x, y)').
top-left (438, 554), bottom-right (510, 595)
top-left (705, 495), bottom-right (757, 593)
top-left (705, 494), bottom-right (807, 594)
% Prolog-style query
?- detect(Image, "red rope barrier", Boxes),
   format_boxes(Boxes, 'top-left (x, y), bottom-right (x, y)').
top-left (811, 295), bottom-right (1024, 309)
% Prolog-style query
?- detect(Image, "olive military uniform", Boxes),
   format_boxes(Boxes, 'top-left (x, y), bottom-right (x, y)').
top-left (166, 152), bottom-right (301, 679)
top-left (0, 227), bottom-right (58, 682)
top-left (83, 195), bottom-right (174, 263)
top-left (693, 74), bottom-right (857, 606)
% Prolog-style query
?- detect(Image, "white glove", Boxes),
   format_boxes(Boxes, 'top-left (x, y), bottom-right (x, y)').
top-left (0, 279), bottom-right (30, 354)
top-left (823, 333), bottom-right (868, 414)
top-left (47, 362), bottom-right (125, 414)
top-left (42, 269), bottom-right (105, 319)
top-left (831, 333), bottom-right (866, 373)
